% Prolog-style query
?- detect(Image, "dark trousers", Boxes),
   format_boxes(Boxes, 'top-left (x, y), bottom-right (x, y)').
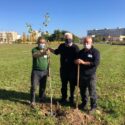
top-left (79, 74), bottom-right (97, 108)
top-left (30, 70), bottom-right (48, 103)
top-left (60, 68), bottom-right (76, 101)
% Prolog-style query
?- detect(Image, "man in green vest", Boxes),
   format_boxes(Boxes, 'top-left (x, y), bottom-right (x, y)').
top-left (30, 37), bottom-right (49, 108)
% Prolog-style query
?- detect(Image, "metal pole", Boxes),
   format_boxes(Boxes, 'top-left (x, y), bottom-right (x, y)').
top-left (76, 64), bottom-right (80, 109)
top-left (48, 50), bottom-right (53, 116)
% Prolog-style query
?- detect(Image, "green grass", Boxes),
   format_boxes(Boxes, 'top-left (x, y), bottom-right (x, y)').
top-left (0, 44), bottom-right (125, 125)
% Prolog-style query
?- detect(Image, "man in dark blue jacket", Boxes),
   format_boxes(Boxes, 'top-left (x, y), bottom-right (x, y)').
top-left (75, 37), bottom-right (100, 112)
top-left (49, 33), bottom-right (79, 105)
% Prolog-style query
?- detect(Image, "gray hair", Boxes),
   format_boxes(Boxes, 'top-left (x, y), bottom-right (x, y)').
top-left (64, 32), bottom-right (73, 39)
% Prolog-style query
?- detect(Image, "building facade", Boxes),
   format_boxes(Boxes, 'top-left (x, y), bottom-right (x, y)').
top-left (87, 28), bottom-right (125, 41)
top-left (0, 32), bottom-right (18, 44)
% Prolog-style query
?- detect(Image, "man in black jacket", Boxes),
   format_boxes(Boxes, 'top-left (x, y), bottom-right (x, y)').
top-left (49, 33), bottom-right (79, 105)
top-left (75, 37), bottom-right (100, 112)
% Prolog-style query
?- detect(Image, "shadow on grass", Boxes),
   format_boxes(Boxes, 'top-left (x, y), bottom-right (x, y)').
top-left (0, 89), bottom-right (31, 105)
top-left (0, 89), bottom-right (72, 107)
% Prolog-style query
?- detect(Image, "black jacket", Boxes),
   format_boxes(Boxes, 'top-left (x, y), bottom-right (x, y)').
top-left (54, 43), bottom-right (79, 71)
top-left (78, 47), bottom-right (100, 76)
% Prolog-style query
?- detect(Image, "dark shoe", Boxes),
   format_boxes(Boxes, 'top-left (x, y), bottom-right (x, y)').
top-left (39, 93), bottom-right (46, 102)
top-left (59, 98), bottom-right (67, 105)
top-left (30, 102), bottom-right (35, 108)
top-left (89, 107), bottom-right (96, 114)
top-left (69, 97), bottom-right (75, 107)
top-left (39, 97), bottom-right (46, 103)
top-left (78, 103), bottom-right (86, 110)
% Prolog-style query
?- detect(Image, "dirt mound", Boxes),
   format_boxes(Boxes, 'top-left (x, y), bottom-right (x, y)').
top-left (39, 103), bottom-right (100, 125)
top-left (64, 110), bottom-right (89, 125)
top-left (56, 109), bottom-right (96, 125)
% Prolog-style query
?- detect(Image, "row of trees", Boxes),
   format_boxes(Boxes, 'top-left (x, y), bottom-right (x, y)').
top-left (21, 32), bottom-right (37, 43)
top-left (17, 29), bottom-right (80, 43)
top-left (43, 30), bottom-right (80, 43)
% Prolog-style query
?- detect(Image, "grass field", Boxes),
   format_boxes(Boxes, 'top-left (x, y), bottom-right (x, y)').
top-left (0, 44), bottom-right (125, 125)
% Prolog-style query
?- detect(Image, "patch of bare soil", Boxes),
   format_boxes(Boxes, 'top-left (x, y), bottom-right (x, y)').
top-left (40, 103), bottom-right (100, 125)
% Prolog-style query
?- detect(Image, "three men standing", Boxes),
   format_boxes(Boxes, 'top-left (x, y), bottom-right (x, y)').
top-left (30, 35), bottom-right (100, 112)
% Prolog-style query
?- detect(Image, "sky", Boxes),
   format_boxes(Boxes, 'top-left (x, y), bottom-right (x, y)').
top-left (0, 0), bottom-right (125, 37)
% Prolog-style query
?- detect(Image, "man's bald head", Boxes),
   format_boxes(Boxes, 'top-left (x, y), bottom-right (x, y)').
top-left (83, 36), bottom-right (93, 49)
top-left (83, 36), bottom-right (93, 44)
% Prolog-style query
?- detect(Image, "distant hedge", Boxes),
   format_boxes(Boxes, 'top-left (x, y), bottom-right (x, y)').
top-left (111, 41), bottom-right (125, 45)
